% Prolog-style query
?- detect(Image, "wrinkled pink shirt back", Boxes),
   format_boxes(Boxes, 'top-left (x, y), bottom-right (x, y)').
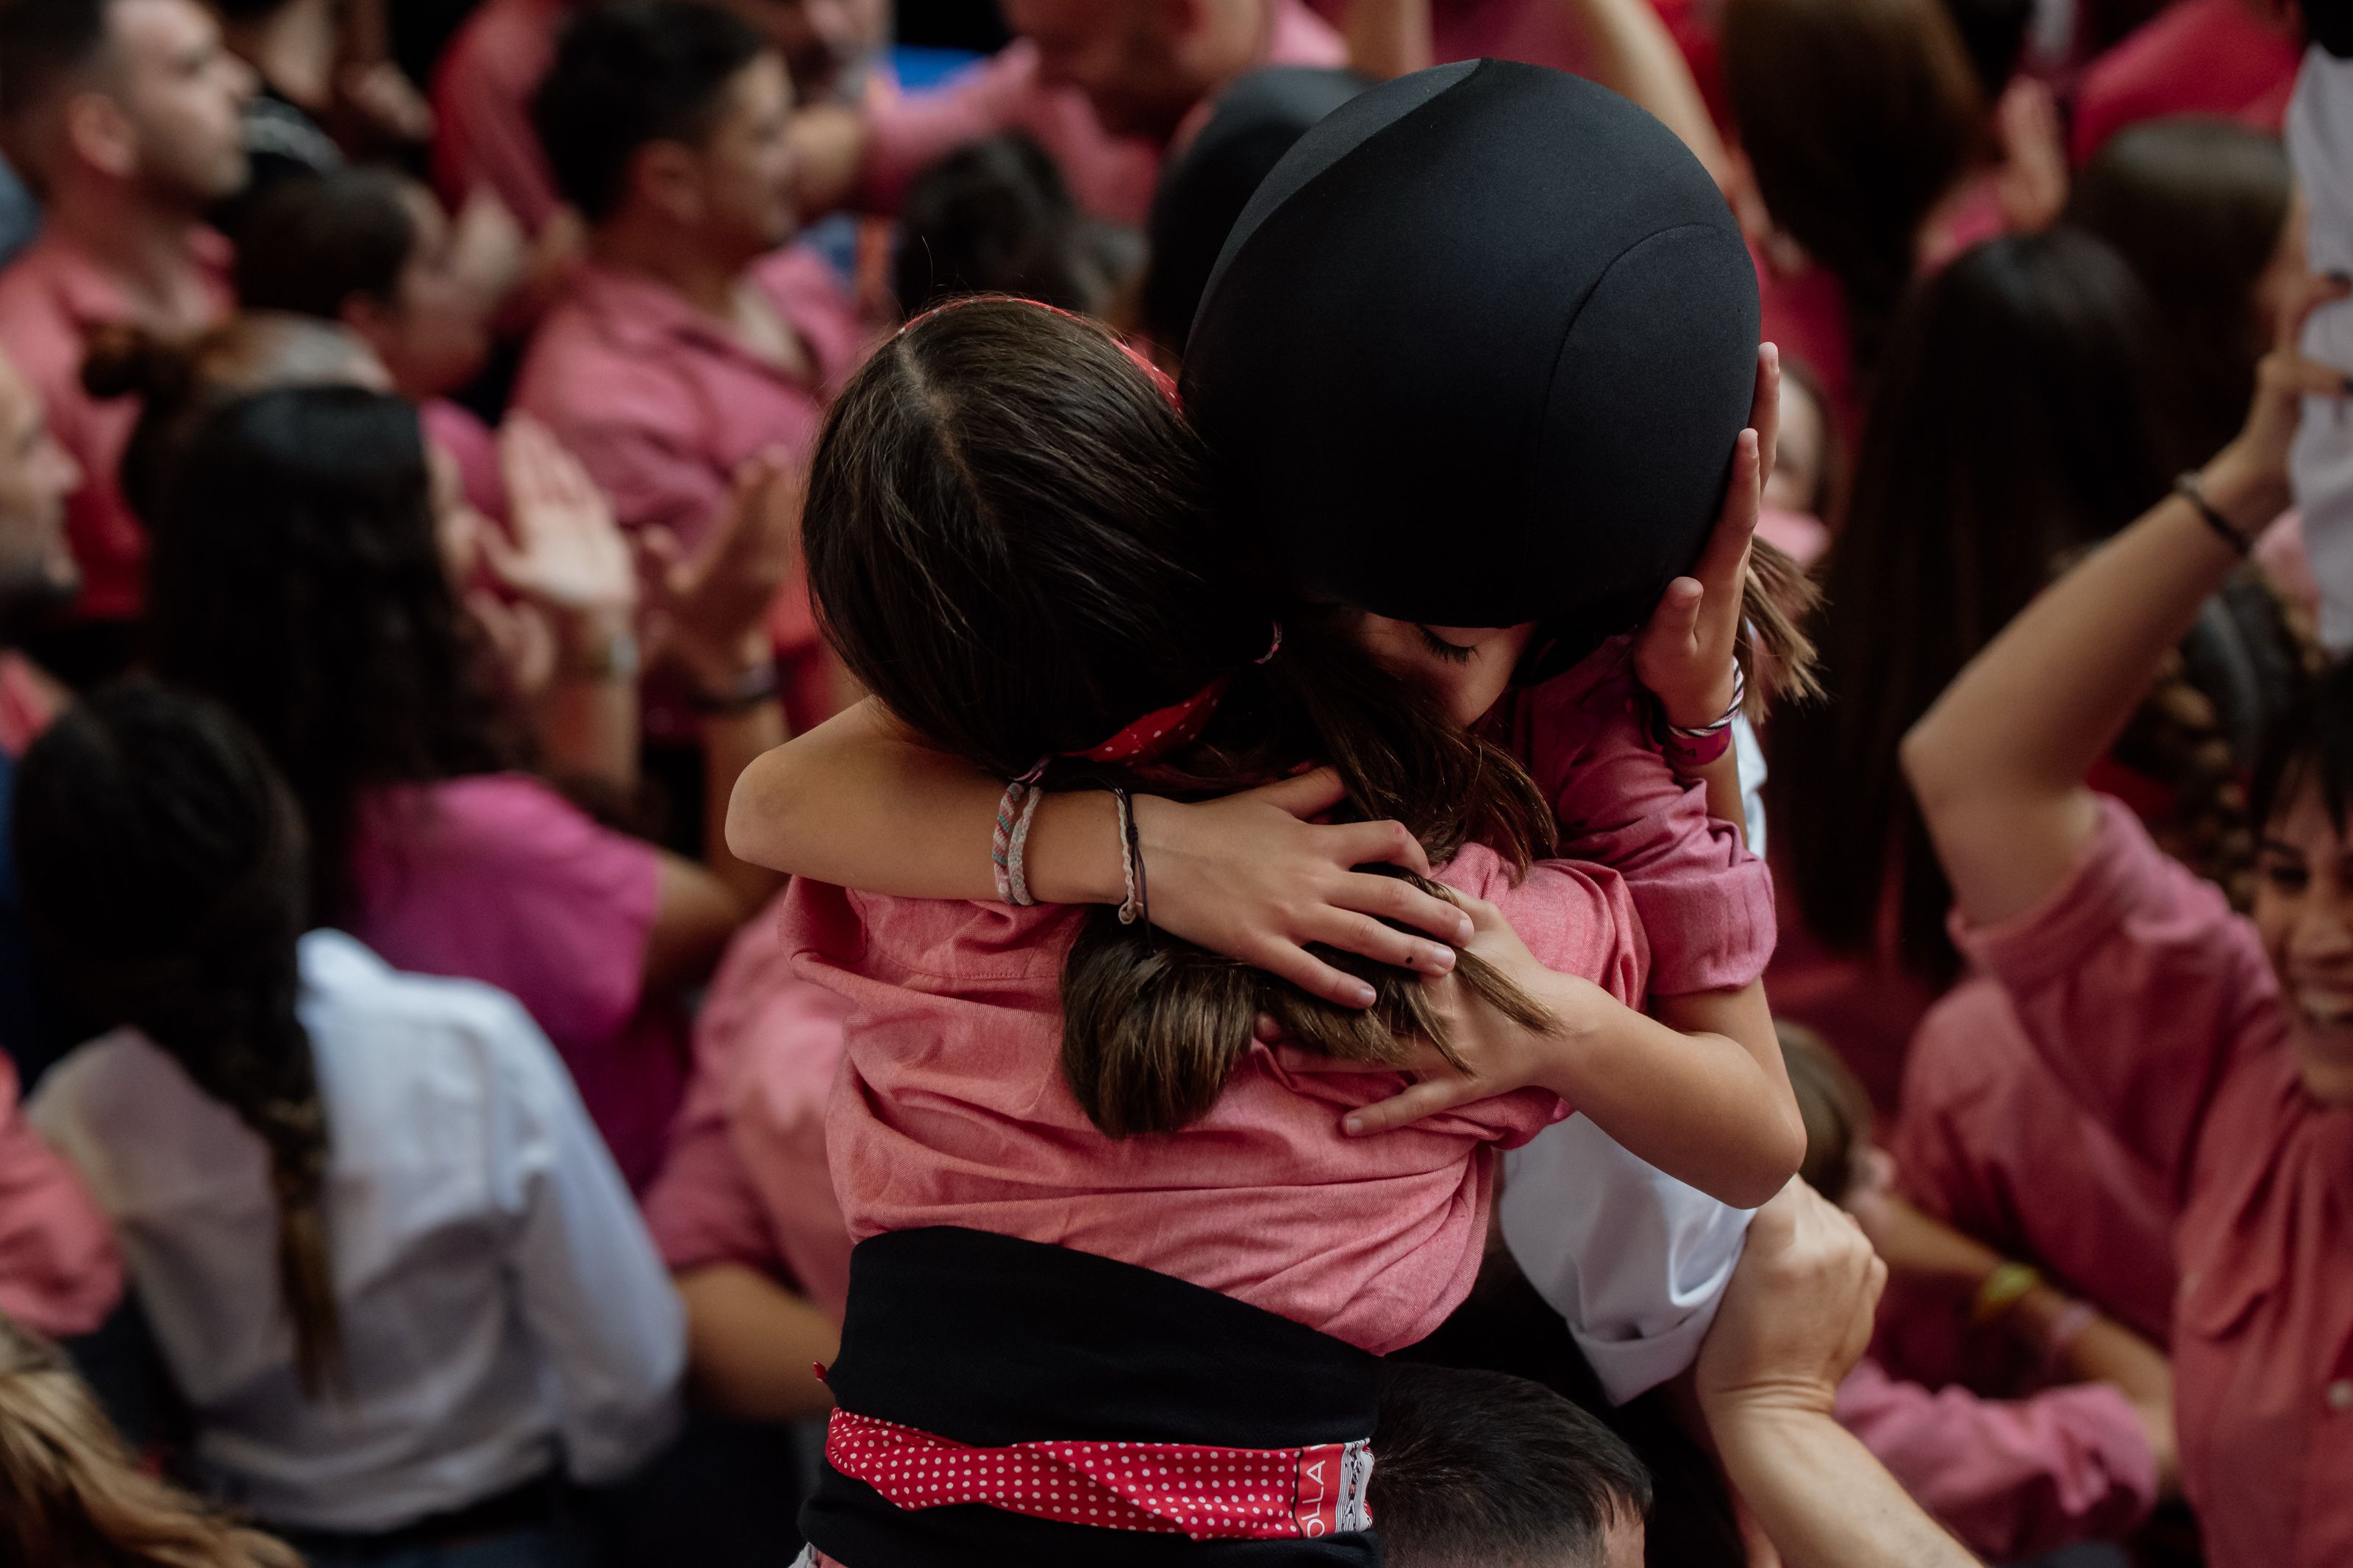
top-left (784, 841), bottom-right (1643, 1353)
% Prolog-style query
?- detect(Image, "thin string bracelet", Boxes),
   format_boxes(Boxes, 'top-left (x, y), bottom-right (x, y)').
top-left (2175, 470), bottom-right (2254, 557)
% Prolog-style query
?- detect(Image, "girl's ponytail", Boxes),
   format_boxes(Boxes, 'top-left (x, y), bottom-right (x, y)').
top-left (15, 683), bottom-right (344, 1399)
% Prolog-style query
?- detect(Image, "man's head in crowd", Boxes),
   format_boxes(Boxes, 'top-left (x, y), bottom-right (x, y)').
top-left (723, 0), bottom-right (890, 106)
top-left (0, 350), bottom-right (82, 640)
top-left (1371, 1363), bottom-right (1649, 1567)
top-left (0, 0), bottom-right (253, 211)
top-left (1001, 0), bottom-right (1272, 143)
top-left (233, 170), bottom-right (492, 403)
top-left (534, 1), bottom-right (798, 264)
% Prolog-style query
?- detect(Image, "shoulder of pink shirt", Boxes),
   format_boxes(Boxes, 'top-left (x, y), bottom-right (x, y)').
top-left (2070, 0), bottom-right (2299, 162)
top-left (0, 1053), bottom-right (124, 1339)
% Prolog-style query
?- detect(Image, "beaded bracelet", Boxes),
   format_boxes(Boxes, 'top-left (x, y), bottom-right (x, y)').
top-left (1652, 664), bottom-right (1746, 769)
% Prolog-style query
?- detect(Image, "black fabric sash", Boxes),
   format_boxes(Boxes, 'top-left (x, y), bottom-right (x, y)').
top-left (801, 1227), bottom-right (1383, 1568)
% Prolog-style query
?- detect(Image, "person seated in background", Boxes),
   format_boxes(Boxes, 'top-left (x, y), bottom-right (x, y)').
top-left (1134, 63), bottom-right (1365, 359)
top-left (0, 0), bottom-right (251, 681)
top-left (229, 166), bottom-right (510, 516)
top-left (518, 1), bottom-right (866, 753)
top-left (131, 381), bottom-right (796, 1189)
top-left (790, 0), bottom-right (1347, 229)
top-left (22, 681), bottom-right (685, 1562)
top-left (890, 132), bottom-right (1140, 316)
top-left (207, 0), bottom-right (434, 237)
top-left (0, 1314), bottom-right (298, 1568)
top-left (434, 0), bottom-right (897, 241)
top-left (1780, 1023), bottom-right (2174, 1561)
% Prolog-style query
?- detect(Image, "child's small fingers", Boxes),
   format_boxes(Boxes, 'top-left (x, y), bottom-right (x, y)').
top-left (1342, 1078), bottom-right (1472, 1136)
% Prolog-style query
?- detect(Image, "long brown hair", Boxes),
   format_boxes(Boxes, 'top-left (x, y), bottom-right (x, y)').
top-left (1724, 0), bottom-right (1988, 376)
top-left (0, 1314), bottom-right (304, 1568)
top-left (1771, 232), bottom-right (2184, 986)
top-left (804, 299), bottom-right (1559, 1137)
top-left (15, 684), bottom-right (345, 1398)
top-left (2066, 118), bottom-right (2296, 459)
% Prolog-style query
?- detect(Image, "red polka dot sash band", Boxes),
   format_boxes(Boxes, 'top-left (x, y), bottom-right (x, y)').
top-left (824, 1407), bottom-right (1375, 1542)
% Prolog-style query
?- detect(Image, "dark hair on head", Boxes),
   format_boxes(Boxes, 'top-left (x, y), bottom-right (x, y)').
top-left (2067, 117), bottom-right (2296, 457)
top-left (1778, 1019), bottom-right (1873, 1203)
top-left (14, 682), bottom-right (343, 1400)
top-left (233, 167), bottom-right (421, 321)
top-left (143, 386), bottom-right (510, 926)
top-left (1724, 0), bottom-right (1987, 375)
top-left (893, 133), bottom-right (1138, 318)
top-left (0, 0), bottom-right (110, 126)
top-left (0, 1313), bottom-right (307, 1567)
top-left (1371, 1362), bottom-right (1649, 1568)
top-left (532, 0), bottom-right (768, 224)
top-left (2252, 653), bottom-right (2353, 841)
top-left (1938, 0), bottom-right (2032, 100)
top-left (1772, 230), bottom-right (2185, 992)
top-left (804, 298), bottom-right (1559, 1137)
top-left (84, 312), bottom-right (389, 534)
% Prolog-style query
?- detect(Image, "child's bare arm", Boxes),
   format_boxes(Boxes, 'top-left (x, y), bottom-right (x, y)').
top-left (1344, 898), bottom-right (1805, 1209)
top-left (725, 701), bottom-right (1475, 1005)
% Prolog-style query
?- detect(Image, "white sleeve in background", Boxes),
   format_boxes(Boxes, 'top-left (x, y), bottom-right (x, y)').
top-left (491, 1004), bottom-right (688, 1485)
top-left (1733, 713), bottom-right (1768, 857)
top-left (1499, 1113), bottom-right (1754, 1406)
top-left (2290, 46), bottom-right (2353, 653)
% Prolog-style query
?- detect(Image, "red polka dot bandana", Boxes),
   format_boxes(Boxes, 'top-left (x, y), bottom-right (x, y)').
top-left (824, 1408), bottom-right (1374, 1542)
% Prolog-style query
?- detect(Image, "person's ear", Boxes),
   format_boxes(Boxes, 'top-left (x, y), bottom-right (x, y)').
top-left (631, 139), bottom-right (707, 228)
top-left (60, 91), bottom-right (138, 181)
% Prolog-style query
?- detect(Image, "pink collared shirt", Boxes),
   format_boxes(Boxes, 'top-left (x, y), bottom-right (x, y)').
top-left (0, 226), bottom-right (232, 621)
top-left (641, 891), bottom-right (853, 1317)
top-left (857, 1), bottom-right (1346, 226)
top-left (0, 1053), bottom-right (122, 1339)
top-left (1505, 638), bottom-right (1776, 996)
top-left (513, 246), bottom-right (867, 733)
top-left (1835, 1356), bottom-right (2160, 1561)
top-left (1892, 975), bottom-right (2177, 1353)
top-left (430, 0), bottom-right (571, 233)
top-left (786, 841), bottom-right (1640, 1355)
top-left (346, 773), bottom-right (679, 1192)
top-left (1957, 798), bottom-right (2353, 1568)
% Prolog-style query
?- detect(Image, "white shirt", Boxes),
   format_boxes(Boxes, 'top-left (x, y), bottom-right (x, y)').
top-left (2291, 44), bottom-right (2353, 650)
top-left (30, 931), bottom-right (685, 1532)
top-left (1501, 1113), bottom-right (1752, 1405)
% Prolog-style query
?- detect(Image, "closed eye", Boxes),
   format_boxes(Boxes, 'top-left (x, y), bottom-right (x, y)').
top-left (1413, 625), bottom-right (1474, 665)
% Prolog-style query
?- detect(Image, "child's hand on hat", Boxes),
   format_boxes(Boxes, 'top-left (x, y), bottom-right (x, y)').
top-left (1633, 346), bottom-right (1777, 731)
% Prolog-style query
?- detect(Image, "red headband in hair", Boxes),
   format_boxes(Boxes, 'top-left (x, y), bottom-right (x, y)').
top-left (895, 294), bottom-right (1183, 411)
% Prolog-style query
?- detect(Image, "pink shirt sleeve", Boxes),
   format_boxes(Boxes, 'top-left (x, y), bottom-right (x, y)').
top-left (429, 6), bottom-right (563, 232)
top-left (1950, 796), bottom-right (2269, 1195)
top-left (1521, 654), bottom-right (1775, 995)
top-left (0, 1056), bottom-right (121, 1338)
top-left (1835, 1358), bottom-right (2160, 1561)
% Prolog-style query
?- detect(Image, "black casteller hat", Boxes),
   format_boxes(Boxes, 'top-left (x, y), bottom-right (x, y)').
top-left (1182, 60), bottom-right (1760, 645)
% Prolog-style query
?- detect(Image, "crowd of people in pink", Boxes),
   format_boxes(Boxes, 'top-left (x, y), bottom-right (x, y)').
top-left (0, 1), bottom-right (2343, 1566)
